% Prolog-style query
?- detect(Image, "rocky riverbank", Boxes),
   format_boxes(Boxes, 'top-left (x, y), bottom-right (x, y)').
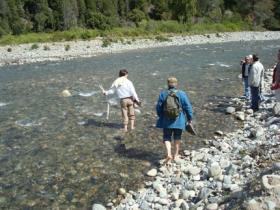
top-left (91, 68), bottom-right (280, 209)
top-left (0, 31), bottom-right (280, 67)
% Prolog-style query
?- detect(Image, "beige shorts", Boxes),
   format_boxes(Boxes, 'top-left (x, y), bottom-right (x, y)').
top-left (120, 98), bottom-right (135, 125)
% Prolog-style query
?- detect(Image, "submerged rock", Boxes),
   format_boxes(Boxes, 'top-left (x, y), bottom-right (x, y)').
top-left (61, 89), bottom-right (71, 97)
top-left (226, 107), bottom-right (235, 114)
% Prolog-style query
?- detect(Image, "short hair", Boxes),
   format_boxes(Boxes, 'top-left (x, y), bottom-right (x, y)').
top-left (119, 69), bottom-right (128, 77)
top-left (167, 77), bottom-right (178, 83)
top-left (253, 54), bottom-right (259, 62)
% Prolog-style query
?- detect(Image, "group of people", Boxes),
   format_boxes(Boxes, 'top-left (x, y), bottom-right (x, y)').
top-left (101, 49), bottom-right (280, 162)
top-left (102, 70), bottom-right (193, 162)
top-left (241, 50), bottom-right (280, 111)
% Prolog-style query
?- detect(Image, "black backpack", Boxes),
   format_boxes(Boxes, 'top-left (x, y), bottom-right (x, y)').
top-left (163, 90), bottom-right (181, 119)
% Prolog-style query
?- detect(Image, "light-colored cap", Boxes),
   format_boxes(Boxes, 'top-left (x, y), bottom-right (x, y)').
top-left (167, 77), bottom-right (178, 83)
top-left (248, 54), bottom-right (253, 59)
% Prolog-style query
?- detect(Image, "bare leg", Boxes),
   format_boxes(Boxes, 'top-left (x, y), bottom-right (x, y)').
top-left (164, 141), bottom-right (172, 161)
top-left (174, 140), bottom-right (180, 159)
top-left (130, 119), bottom-right (135, 130)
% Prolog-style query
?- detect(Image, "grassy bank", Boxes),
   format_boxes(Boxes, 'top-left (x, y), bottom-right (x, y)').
top-left (0, 20), bottom-right (255, 46)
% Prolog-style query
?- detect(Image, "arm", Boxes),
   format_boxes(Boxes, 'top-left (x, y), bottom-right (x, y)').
top-left (180, 91), bottom-right (193, 122)
top-left (103, 84), bottom-right (116, 96)
top-left (128, 81), bottom-right (139, 102)
top-left (156, 92), bottom-right (165, 117)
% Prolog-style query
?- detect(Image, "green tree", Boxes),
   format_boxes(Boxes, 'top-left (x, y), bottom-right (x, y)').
top-left (170, 0), bottom-right (197, 23)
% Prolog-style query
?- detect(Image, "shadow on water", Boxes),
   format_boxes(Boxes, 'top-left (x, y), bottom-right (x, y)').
top-left (84, 119), bottom-right (122, 129)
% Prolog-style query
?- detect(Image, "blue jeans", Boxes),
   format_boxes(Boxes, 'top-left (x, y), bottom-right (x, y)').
top-left (243, 77), bottom-right (250, 99)
top-left (250, 86), bottom-right (260, 111)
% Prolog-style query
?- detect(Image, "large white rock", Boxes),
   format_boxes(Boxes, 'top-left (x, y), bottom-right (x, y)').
top-left (262, 175), bottom-right (280, 191)
top-left (245, 199), bottom-right (262, 210)
top-left (209, 162), bottom-right (222, 178)
top-left (235, 111), bottom-right (245, 121)
top-left (147, 168), bottom-right (157, 177)
top-left (206, 203), bottom-right (218, 210)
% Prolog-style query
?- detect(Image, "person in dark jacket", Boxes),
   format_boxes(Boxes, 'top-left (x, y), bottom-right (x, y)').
top-left (156, 77), bottom-right (193, 162)
top-left (271, 49), bottom-right (280, 101)
top-left (241, 55), bottom-right (252, 99)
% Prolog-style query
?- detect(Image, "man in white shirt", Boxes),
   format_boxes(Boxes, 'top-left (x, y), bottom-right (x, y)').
top-left (248, 54), bottom-right (264, 111)
top-left (103, 69), bottom-right (140, 132)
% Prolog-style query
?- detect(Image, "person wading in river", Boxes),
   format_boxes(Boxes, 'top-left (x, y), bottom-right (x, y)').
top-left (271, 49), bottom-right (280, 101)
top-left (249, 54), bottom-right (264, 112)
top-left (103, 69), bottom-right (140, 132)
top-left (156, 77), bottom-right (193, 163)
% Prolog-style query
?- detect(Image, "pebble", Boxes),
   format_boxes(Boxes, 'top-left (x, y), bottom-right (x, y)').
top-left (61, 89), bottom-right (71, 97)
top-left (209, 162), bottom-right (222, 178)
top-left (226, 107), bottom-right (235, 114)
top-left (92, 204), bottom-right (106, 210)
top-left (147, 168), bottom-right (157, 177)
top-left (118, 188), bottom-right (126, 195)
top-left (206, 203), bottom-right (218, 210)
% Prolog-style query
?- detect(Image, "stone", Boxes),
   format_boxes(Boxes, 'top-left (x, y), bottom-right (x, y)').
top-left (265, 200), bottom-right (276, 210)
top-left (235, 112), bottom-right (245, 121)
top-left (206, 203), bottom-right (218, 210)
top-left (220, 159), bottom-right (230, 169)
top-left (262, 175), bottom-right (280, 190)
top-left (189, 167), bottom-right (201, 176)
top-left (118, 188), bottom-right (126, 195)
top-left (272, 103), bottom-right (280, 116)
top-left (61, 89), bottom-right (71, 97)
top-left (139, 201), bottom-right (150, 210)
top-left (209, 162), bottom-right (222, 178)
top-left (158, 198), bottom-right (169, 205)
top-left (246, 109), bottom-right (254, 115)
top-left (226, 107), bottom-right (235, 114)
top-left (182, 190), bottom-right (196, 200)
top-left (92, 204), bottom-right (106, 210)
top-left (251, 127), bottom-right (264, 138)
top-left (215, 130), bottom-right (223, 136)
top-left (147, 169), bottom-right (157, 177)
top-left (273, 162), bottom-right (280, 171)
top-left (184, 150), bottom-right (191, 156)
top-left (181, 201), bottom-right (189, 210)
top-left (245, 199), bottom-right (261, 210)
top-left (198, 187), bottom-right (212, 200)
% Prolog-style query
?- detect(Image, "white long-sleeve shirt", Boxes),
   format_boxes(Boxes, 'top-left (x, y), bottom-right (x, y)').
top-left (105, 77), bottom-right (139, 101)
top-left (249, 61), bottom-right (264, 87)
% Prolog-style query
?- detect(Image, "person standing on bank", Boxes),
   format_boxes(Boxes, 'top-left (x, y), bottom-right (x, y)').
top-left (271, 49), bottom-right (280, 101)
top-left (248, 54), bottom-right (264, 111)
top-left (103, 69), bottom-right (140, 132)
top-left (156, 77), bottom-right (193, 162)
top-left (241, 55), bottom-right (252, 99)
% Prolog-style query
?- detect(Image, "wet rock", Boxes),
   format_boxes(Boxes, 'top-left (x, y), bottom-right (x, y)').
top-left (209, 162), bottom-right (222, 178)
top-left (118, 188), bottom-right (126, 195)
top-left (262, 175), bottom-right (280, 191)
top-left (272, 103), bottom-right (280, 116)
top-left (92, 204), bottom-right (106, 210)
top-left (61, 89), bottom-right (71, 97)
top-left (206, 203), bottom-right (218, 210)
top-left (226, 107), bottom-right (235, 114)
top-left (147, 169), bottom-right (157, 177)
top-left (215, 130), bottom-right (223, 136)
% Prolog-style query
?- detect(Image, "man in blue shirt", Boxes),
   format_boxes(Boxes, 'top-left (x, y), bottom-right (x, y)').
top-left (156, 77), bottom-right (193, 162)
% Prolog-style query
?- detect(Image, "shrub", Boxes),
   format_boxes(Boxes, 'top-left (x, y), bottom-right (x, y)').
top-left (155, 35), bottom-right (170, 42)
top-left (30, 43), bottom-right (39, 50)
top-left (43, 45), bottom-right (50, 50)
top-left (128, 9), bottom-right (146, 23)
top-left (7, 47), bottom-right (12, 52)
top-left (65, 44), bottom-right (70, 51)
top-left (102, 38), bottom-right (111, 47)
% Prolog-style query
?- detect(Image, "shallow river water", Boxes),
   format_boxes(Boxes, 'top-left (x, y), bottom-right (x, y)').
top-left (0, 40), bottom-right (280, 209)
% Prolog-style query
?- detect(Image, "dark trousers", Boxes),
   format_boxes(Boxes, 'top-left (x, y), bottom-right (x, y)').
top-left (250, 86), bottom-right (260, 111)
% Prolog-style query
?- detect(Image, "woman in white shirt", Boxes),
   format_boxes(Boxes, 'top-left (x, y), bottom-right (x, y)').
top-left (103, 69), bottom-right (140, 132)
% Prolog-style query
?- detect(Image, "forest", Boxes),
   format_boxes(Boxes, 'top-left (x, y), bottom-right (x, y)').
top-left (0, 0), bottom-right (279, 37)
